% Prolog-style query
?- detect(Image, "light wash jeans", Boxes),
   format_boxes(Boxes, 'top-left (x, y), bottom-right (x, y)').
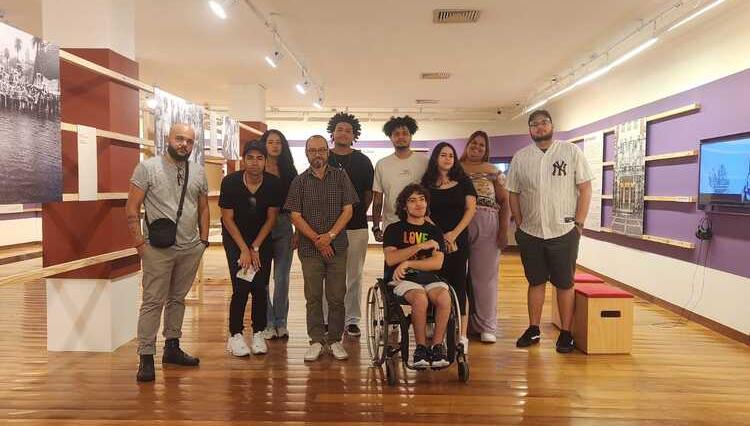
top-left (266, 213), bottom-right (294, 328)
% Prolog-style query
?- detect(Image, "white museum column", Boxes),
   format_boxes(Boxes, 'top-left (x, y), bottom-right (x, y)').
top-left (41, 0), bottom-right (140, 352)
top-left (228, 84), bottom-right (266, 172)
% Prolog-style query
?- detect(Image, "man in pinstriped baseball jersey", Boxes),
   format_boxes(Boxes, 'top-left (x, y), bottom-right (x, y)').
top-left (505, 110), bottom-right (593, 353)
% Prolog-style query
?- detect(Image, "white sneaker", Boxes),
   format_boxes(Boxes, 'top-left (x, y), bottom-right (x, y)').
top-left (329, 341), bottom-right (349, 360)
top-left (480, 333), bottom-right (497, 343)
top-left (227, 333), bottom-right (250, 357)
top-left (261, 326), bottom-right (277, 340)
top-left (251, 331), bottom-right (268, 355)
top-left (460, 336), bottom-right (469, 354)
top-left (276, 326), bottom-right (289, 338)
top-left (304, 342), bottom-right (324, 362)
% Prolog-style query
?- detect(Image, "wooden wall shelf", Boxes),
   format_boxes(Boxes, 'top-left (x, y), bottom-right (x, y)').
top-left (598, 228), bottom-right (695, 249)
top-left (602, 149), bottom-right (698, 167)
top-left (61, 122), bottom-right (154, 147)
top-left (601, 195), bottom-right (696, 203)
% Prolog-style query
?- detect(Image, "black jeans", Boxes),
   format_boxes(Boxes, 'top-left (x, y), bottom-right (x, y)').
top-left (224, 242), bottom-right (272, 335)
top-left (440, 234), bottom-right (470, 315)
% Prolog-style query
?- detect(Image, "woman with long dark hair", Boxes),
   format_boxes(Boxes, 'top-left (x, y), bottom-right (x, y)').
top-left (421, 142), bottom-right (476, 352)
top-left (460, 130), bottom-right (509, 344)
top-left (259, 129), bottom-right (298, 340)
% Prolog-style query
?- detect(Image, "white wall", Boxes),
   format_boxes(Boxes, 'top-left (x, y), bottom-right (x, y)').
top-left (548, 0), bottom-right (750, 131)
top-left (0, 217), bottom-right (42, 246)
top-left (579, 237), bottom-right (750, 335)
top-left (266, 117), bottom-right (526, 142)
top-left (41, 0), bottom-right (135, 60)
top-left (548, 1), bottom-right (750, 334)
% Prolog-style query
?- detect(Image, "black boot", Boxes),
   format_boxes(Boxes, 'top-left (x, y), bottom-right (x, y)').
top-left (162, 338), bottom-right (200, 366)
top-left (136, 354), bottom-right (155, 382)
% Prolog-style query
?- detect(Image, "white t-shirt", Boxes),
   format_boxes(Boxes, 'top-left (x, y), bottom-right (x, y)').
top-left (373, 151), bottom-right (429, 230)
top-left (505, 140), bottom-right (593, 239)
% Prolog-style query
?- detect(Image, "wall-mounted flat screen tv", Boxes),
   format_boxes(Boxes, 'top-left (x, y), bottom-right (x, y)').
top-left (699, 133), bottom-right (750, 208)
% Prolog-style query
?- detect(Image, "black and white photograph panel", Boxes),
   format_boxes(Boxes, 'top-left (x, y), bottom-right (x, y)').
top-left (0, 22), bottom-right (62, 204)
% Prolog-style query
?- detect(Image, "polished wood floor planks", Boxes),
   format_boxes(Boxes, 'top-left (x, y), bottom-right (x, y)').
top-left (0, 247), bottom-right (749, 425)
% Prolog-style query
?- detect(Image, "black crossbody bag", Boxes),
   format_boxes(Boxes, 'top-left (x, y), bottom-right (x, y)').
top-left (146, 161), bottom-right (189, 248)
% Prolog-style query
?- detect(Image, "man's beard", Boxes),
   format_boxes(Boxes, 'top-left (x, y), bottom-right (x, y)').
top-left (167, 145), bottom-right (189, 161)
top-left (531, 130), bottom-right (553, 143)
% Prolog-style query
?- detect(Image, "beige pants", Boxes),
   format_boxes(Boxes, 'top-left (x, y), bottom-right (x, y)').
top-left (137, 243), bottom-right (205, 355)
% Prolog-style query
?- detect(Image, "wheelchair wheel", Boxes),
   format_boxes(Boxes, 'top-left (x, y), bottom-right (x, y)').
top-left (457, 354), bottom-right (470, 383)
top-left (445, 285), bottom-right (463, 363)
top-left (365, 285), bottom-right (387, 366)
top-left (386, 357), bottom-right (398, 386)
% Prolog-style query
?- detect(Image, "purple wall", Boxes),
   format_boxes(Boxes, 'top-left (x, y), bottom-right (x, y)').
top-left (561, 68), bottom-right (750, 279)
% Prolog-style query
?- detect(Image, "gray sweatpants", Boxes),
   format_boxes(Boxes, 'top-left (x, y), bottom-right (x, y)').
top-left (136, 243), bottom-right (205, 355)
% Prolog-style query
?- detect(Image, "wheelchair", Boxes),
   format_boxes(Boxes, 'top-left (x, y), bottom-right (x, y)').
top-left (365, 278), bottom-right (469, 386)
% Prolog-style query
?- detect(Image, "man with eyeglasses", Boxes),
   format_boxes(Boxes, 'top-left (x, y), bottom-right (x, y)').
top-left (505, 110), bottom-right (593, 353)
top-left (126, 123), bottom-right (209, 382)
top-left (219, 141), bottom-right (282, 358)
top-left (284, 135), bottom-right (359, 362)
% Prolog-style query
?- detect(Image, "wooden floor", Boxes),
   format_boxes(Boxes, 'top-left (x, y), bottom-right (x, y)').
top-left (1, 247), bottom-right (749, 425)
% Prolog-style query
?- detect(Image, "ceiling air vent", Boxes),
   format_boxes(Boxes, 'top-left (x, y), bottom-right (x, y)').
top-left (433, 9), bottom-right (481, 24)
top-left (420, 72), bottom-right (451, 80)
top-left (415, 99), bottom-right (440, 105)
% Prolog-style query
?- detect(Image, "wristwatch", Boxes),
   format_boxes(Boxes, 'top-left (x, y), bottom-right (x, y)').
top-left (201, 239), bottom-right (210, 248)
top-left (251, 245), bottom-right (260, 252)
top-left (328, 232), bottom-right (337, 240)
top-left (574, 221), bottom-right (584, 229)
top-left (371, 225), bottom-right (381, 233)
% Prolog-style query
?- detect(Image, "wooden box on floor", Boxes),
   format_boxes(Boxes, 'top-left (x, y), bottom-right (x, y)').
top-left (572, 284), bottom-right (633, 354)
top-left (551, 273), bottom-right (604, 329)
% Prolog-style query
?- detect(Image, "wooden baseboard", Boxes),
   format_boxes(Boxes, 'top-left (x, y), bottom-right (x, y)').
top-left (577, 265), bottom-right (750, 347)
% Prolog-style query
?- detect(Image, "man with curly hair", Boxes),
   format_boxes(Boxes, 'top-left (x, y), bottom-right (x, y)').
top-left (372, 115), bottom-right (429, 242)
top-left (326, 112), bottom-right (374, 337)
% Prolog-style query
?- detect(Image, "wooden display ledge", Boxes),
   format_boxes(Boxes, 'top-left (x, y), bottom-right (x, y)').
top-left (0, 248), bottom-right (136, 287)
top-left (61, 122), bottom-right (154, 147)
top-left (602, 149), bottom-right (698, 167)
top-left (601, 195), bottom-right (696, 203)
top-left (597, 227), bottom-right (695, 249)
top-left (62, 193), bottom-right (130, 202)
top-left (205, 156), bottom-right (227, 165)
top-left (0, 205), bottom-right (42, 214)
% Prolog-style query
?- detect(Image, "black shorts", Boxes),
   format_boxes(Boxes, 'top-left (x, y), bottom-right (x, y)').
top-left (515, 228), bottom-right (580, 289)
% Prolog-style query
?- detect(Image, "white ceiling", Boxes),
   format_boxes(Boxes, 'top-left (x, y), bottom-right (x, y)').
top-left (133, 0), bottom-right (670, 111)
top-left (0, 0), bottom-right (672, 112)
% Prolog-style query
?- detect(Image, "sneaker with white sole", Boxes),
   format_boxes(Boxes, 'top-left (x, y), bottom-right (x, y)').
top-left (276, 326), bottom-right (289, 338)
top-left (251, 331), bottom-right (268, 355)
top-left (460, 336), bottom-right (469, 355)
top-left (329, 341), bottom-right (349, 360)
top-left (261, 326), bottom-right (277, 340)
top-left (227, 333), bottom-right (250, 357)
top-left (304, 342), bottom-right (324, 362)
top-left (480, 332), bottom-right (497, 343)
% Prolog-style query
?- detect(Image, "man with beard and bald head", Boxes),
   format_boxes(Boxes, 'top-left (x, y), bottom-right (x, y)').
top-left (126, 123), bottom-right (210, 382)
top-left (505, 110), bottom-right (593, 354)
top-left (284, 135), bottom-right (358, 362)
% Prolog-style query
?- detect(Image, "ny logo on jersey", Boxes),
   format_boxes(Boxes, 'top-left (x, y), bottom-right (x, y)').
top-left (552, 160), bottom-right (567, 176)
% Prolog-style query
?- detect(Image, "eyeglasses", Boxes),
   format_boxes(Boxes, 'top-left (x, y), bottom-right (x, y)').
top-left (529, 119), bottom-right (552, 128)
top-left (306, 148), bottom-right (329, 155)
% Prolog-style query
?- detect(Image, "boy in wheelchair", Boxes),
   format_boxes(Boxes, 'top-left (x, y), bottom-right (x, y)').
top-left (382, 184), bottom-right (452, 368)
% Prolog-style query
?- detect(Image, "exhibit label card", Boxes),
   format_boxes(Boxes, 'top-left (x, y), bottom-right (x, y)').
top-left (77, 125), bottom-right (98, 201)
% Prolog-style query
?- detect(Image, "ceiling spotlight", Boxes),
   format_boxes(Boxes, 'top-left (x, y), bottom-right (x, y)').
top-left (208, 0), bottom-right (228, 20)
top-left (264, 50), bottom-right (282, 68)
top-left (295, 81), bottom-right (309, 95)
